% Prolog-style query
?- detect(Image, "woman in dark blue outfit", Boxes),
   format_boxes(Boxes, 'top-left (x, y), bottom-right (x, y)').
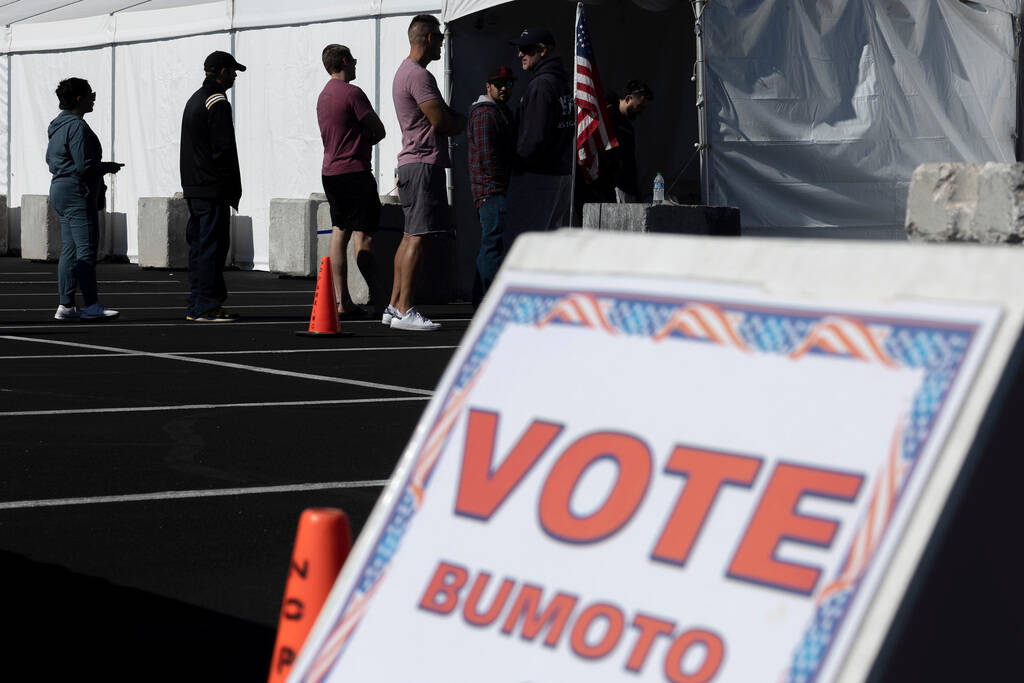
top-left (46, 77), bottom-right (123, 321)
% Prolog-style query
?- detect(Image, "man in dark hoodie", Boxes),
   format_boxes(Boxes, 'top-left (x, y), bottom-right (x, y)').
top-left (467, 65), bottom-right (516, 307)
top-left (506, 26), bottom-right (574, 239)
top-left (179, 50), bottom-right (245, 322)
top-left (573, 79), bottom-right (655, 218)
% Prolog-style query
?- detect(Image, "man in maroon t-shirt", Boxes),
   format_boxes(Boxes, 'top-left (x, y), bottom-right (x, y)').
top-left (317, 44), bottom-right (386, 317)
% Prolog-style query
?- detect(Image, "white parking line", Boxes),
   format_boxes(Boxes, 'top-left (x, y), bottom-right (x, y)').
top-left (0, 318), bottom-right (472, 331)
top-left (0, 480), bottom-right (390, 510)
top-left (0, 396), bottom-right (429, 417)
top-left (0, 290), bottom-right (312, 296)
top-left (1, 280), bottom-right (183, 285)
top-left (0, 335), bottom-right (435, 396)
top-left (0, 305), bottom-right (310, 312)
top-left (0, 345), bottom-right (458, 360)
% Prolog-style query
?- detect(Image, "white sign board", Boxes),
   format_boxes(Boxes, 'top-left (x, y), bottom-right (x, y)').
top-left (289, 233), bottom-right (1020, 683)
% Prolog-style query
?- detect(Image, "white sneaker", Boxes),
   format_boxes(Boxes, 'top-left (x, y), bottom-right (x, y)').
top-left (80, 302), bottom-right (120, 321)
top-left (382, 304), bottom-right (401, 326)
top-left (390, 307), bottom-right (440, 331)
top-left (54, 305), bottom-right (79, 321)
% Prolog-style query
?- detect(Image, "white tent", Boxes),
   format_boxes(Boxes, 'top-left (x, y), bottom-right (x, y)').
top-left (1, 1), bottom-right (465, 270)
top-left (1, 1), bottom-right (1019, 288)
top-left (703, 0), bottom-right (1021, 237)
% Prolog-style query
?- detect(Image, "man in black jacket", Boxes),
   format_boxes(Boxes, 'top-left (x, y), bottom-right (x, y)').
top-left (179, 50), bottom-right (245, 322)
top-left (506, 26), bottom-right (573, 241)
top-left (573, 80), bottom-right (654, 218)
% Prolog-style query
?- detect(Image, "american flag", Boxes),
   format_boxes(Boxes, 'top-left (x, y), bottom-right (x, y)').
top-left (575, 3), bottom-right (617, 183)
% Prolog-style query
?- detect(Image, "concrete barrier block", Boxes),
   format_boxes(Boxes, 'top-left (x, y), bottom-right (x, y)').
top-left (0, 195), bottom-right (7, 255)
top-left (278, 192), bottom-right (452, 306)
top-left (376, 198), bottom-right (454, 305)
top-left (315, 199), bottom-right (332, 267)
top-left (313, 201), bottom-right (373, 306)
top-left (269, 198), bottom-right (318, 277)
top-left (582, 203), bottom-right (741, 236)
top-left (906, 163), bottom-right (1024, 243)
top-left (20, 194), bottom-right (61, 261)
top-left (138, 197), bottom-right (189, 268)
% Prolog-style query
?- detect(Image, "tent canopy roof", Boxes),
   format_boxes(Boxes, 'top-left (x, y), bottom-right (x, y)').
top-left (0, 0), bottom-right (527, 51)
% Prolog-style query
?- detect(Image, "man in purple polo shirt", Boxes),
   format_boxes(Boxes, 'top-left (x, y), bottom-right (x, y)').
top-left (386, 14), bottom-right (465, 331)
top-left (317, 43), bottom-right (386, 318)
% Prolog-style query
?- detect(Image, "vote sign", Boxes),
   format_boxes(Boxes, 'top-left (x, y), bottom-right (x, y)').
top-left (289, 263), bottom-right (997, 682)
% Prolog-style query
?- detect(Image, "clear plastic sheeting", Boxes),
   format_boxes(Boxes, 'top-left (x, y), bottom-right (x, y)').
top-left (704, 0), bottom-right (1021, 231)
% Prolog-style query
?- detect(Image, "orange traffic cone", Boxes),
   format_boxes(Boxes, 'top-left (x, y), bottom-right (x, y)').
top-left (267, 508), bottom-right (353, 683)
top-left (296, 257), bottom-right (351, 337)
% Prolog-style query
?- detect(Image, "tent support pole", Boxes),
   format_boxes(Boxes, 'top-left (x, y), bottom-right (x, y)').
top-left (110, 41), bottom-right (117, 216)
top-left (692, 0), bottom-right (709, 204)
top-left (1015, 11), bottom-right (1022, 162)
top-left (375, 16), bottom-right (382, 192)
top-left (444, 24), bottom-right (454, 207)
top-left (568, 1), bottom-right (581, 228)
top-left (5, 54), bottom-right (10, 225)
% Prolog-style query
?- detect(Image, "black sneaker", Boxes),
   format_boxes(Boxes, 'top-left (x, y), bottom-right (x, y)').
top-left (187, 307), bottom-right (239, 322)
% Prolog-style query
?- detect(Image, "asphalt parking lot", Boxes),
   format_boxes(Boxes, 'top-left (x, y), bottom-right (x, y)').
top-left (0, 255), bottom-right (471, 680)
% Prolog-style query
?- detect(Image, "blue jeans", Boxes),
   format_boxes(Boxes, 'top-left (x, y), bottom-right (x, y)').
top-left (50, 178), bottom-right (99, 307)
top-left (474, 194), bottom-right (507, 306)
top-left (185, 198), bottom-right (231, 317)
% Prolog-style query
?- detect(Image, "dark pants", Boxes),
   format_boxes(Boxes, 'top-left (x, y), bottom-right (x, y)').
top-left (50, 178), bottom-right (100, 307)
top-left (474, 194), bottom-right (507, 307)
top-left (185, 198), bottom-right (231, 317)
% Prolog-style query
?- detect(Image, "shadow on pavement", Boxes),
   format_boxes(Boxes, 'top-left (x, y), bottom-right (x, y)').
top-left (6, 550), bottom-right (274, 681)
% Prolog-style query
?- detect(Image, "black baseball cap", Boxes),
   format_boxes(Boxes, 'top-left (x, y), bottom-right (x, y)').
top-left (509, 27), bottom-right (556, 48)
top-left (487, 65), bottom-right (516, 83)
top-left (204, 50), bottom-right (247, 72)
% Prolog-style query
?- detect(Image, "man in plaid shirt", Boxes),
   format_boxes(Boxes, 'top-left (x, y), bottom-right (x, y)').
top-left (467, 65), bottom-right (517, 307)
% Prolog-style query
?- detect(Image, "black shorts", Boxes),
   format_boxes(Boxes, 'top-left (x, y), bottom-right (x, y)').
top-left (321, 171), bottom-right (381, 234)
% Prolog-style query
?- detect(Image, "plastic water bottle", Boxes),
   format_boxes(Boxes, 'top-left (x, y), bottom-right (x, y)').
top-left (653, 172), bottom-right (665, 204)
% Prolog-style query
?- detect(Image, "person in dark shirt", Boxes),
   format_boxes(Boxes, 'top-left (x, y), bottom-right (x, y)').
top-left (179, 50), bottom-right (245, 322)
top-left (317, 44), bottom-right (386, 319)
top-left (387, 15), bottom-right (465, 331)
top-left (574, 80), bottom-right (654, 218)
top-left (506, 26), bottom-right (574, 241)
top-left (46, 77), bottom-right (123, 321)
top-left (467, 65), bottom-right (517, 307)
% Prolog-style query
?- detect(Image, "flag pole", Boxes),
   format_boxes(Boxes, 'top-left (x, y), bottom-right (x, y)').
top-left (568, 2), bottom-right (582, 228)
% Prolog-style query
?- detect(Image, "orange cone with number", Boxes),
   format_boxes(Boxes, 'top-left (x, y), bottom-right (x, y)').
top-left (296, 257), bottom-right (348, 337)
top-left (267, 508), bottom-right (353, 683)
